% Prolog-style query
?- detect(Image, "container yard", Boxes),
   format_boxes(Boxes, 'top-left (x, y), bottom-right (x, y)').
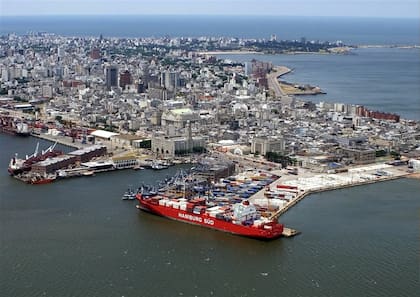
top-left (135, 169), bottom-right (286, 239)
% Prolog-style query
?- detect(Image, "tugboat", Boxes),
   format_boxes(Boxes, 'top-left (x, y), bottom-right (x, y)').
top-left (122, 188), bottom-right (137, 200)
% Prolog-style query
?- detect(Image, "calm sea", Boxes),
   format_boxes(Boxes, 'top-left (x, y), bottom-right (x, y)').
top-left (1, 15), bottom-right (419, 45)
top-left (0, 133), bottom-right (419, 297)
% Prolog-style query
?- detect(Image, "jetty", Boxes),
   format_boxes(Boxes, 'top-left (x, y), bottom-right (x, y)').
top-left (249, 163), bottom-right (411, 225)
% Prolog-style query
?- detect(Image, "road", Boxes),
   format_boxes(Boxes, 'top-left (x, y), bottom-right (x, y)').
top-left (267, 66), bottom-right (292, 97)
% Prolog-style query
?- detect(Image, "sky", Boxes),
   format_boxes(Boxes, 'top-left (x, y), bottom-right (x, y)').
top-left (0, 0), bottom-right (419, 18)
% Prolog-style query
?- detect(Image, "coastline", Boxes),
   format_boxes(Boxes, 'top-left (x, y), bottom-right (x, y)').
top-left (267, 66), bottom-right (292, 97)
top-left (197, 50), bottom-right (261, 55)
top-left (267, 66), bottom-right (325, 96)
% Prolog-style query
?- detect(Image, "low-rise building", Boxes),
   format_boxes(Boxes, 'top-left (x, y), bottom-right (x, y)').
top-left (341, 147), bottom-right (376, 164)
top-left (251, 137), bottom-right (285, 156)
top-left (152, 135), bottom-right (205, 157)
top-left (68, 145), bottom-right (107, 162)
top-left (31, 155), bottom-right (78, 174)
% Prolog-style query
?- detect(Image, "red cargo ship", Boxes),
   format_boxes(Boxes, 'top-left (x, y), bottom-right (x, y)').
top-left (136, 193), bottom-right (284, 240)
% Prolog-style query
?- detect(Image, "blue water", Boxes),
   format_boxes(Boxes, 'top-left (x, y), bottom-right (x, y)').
top-left (1, 133), bottom-right (419, 297)
top-left (1, 15), bottom-right (419, 45)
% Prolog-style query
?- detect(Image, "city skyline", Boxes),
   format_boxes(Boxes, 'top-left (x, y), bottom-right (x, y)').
top-left (1, 0), bottom-right (419, 18)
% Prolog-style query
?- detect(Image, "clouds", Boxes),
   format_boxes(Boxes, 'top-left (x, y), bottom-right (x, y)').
top-left (0, 0), bottom-right (419, 18)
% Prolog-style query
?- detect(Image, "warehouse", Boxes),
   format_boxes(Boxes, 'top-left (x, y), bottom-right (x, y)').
top-left (31, 155), bottom-right (78, 174)
top-left (68, 145), bottom-right (107, 162)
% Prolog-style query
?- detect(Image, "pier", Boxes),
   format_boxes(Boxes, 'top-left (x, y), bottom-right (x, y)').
top-left (249, 164), bottom-right (411, 222)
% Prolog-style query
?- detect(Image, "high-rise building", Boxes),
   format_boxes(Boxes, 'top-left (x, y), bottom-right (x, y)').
top-left (137, 81), bottom-right (145, 93)
top-left (105, 65), bottom-right (118, 90)
top-left (161, 70), bottom-right (179, 92)
top-left (57, 47), bottom-right (65, 58)
top-left (119, 70), bottom-right (132, 89)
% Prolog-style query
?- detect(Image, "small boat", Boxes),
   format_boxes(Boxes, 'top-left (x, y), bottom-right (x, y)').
top-left (133, 165), bottom-right (145, 171)
top-left (122, 188), bottom-right (136, 200)
top-left (151, 161), bottom-right (168, 170)
top-left (82, 170), bottom-right (95, 176)
top-left (28, 174), bottom-right (56, 185)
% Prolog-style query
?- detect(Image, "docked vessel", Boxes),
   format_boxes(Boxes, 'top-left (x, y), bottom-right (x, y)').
top-left (28, 174), bottom-right (56, 185)
top-left (8, 142), bottom-right (62, 176)
top-left (57, 167), bottom-right (94, 178)
top-left (136, 194), bottom-right (283, 239)
top-left (15, 122), bottom-right (31, 136)
top-left (80, 160), bottom-right (115, 172)
top-left (135, 170), bottom-right (284, 240)
top-left (151, 160), bottom-right (169, 170)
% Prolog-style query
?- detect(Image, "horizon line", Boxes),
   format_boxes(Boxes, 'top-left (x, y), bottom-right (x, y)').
top-left (1, 14), bottom-right (419, 20)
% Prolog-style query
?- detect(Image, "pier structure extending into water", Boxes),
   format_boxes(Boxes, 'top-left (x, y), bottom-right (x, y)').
top-left (249, 163), bottom-right (411, 221)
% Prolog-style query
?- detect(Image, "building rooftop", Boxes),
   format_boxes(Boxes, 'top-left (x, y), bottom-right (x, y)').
top-left (171, 108), bottom-right (193, 115)
top-left (69, 145), bottom-right (106, 156)
top-left (90, 130), bottom-right (119, 139)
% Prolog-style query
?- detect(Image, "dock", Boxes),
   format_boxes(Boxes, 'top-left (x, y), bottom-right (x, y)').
top-left (258, 165), bottom-right (411, 221)
top-left (31, 132), bottom-right (85, 149)
top-left (245, 164), bottom-right (411, 237)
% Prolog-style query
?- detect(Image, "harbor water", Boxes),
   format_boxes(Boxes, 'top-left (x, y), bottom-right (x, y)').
top-left (1, 133), bottom-right (419, 297)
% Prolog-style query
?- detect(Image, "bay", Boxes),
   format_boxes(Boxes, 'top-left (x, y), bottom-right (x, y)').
top-left (0, 133), bottom-right (419, 297)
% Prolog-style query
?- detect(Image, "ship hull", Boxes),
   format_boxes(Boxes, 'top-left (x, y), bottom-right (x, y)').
top-left (29, 178), bottom-right (55, 185)
top-left (8, 166), bottom-right (30, 176)
top-left (136, 198), bottom-right (283, 240)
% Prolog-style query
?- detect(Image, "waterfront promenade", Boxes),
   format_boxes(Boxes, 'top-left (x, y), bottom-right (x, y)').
top-left (267, 66), bottom-right (292, 97)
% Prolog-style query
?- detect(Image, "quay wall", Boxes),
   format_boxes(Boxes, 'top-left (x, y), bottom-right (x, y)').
top-left (31, 133), bottom-right (85, 149)
top-left (270, 172), bottom-right (409, 219)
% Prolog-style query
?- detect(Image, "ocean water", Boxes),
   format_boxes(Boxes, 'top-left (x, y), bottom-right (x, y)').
top-left (0, 15), bottom-right (419, 45)
top-left (1, 134), bottom-right (419, 297)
